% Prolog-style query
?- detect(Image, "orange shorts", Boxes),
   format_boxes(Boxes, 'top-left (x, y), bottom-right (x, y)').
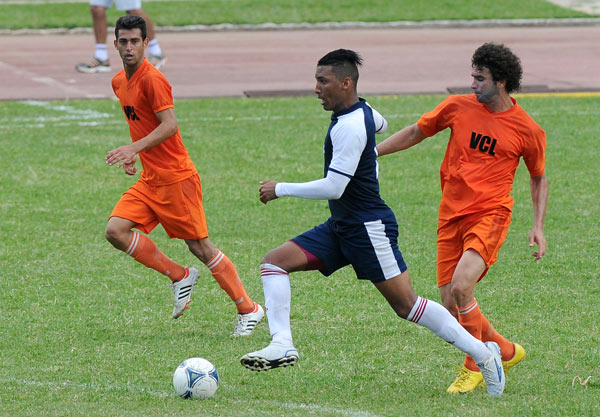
top-left (436, 208), bottom-right (511, 287)
top-left (110, 173), bottom-right (209, 240)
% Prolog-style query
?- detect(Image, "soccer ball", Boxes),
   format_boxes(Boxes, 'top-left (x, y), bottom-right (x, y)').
top-left (173, 357), bottom-right (219, 399)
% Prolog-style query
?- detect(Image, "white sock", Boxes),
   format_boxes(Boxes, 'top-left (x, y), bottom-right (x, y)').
top-left (148, 39), bottom-right (163, 57)
top-left (407, 296), bottom-right (490, 363)
top-left (260, 263), bottom-right (293, 346)
top-left (94, 44), bottom-right (108, 61)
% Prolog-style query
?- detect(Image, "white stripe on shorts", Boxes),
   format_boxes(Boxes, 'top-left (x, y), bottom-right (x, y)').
top-left (364, 219), bottom-right (401, 280)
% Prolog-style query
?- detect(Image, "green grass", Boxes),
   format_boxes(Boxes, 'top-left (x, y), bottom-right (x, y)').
top-left (0, 94), bottom-right (599, 416)
top-left (0, 0), bottom-right (592, 30)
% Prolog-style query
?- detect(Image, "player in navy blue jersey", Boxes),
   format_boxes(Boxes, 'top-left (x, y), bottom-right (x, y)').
top-left (240, 49), bottom-right (505, 396)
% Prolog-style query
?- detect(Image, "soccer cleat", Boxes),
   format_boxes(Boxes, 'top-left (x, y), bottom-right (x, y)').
top-left (149, 54), bottom-right (167, 70)
top-left (232, 303), bottom-right (264, 337)
top-left (240, 342), bottom-right (299, 371)
top-left (447, 366), bottom-right (484, 394)
top-left (477, 341), bottom-right (506, 397)
top-left (171, 267), bottom-right (198, 319)
top-left (503, 342), bottom-right (526, 372)
top-left (75, 57), bottom-right (111, 73)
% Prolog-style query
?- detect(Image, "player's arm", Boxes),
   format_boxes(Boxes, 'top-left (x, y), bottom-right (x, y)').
top-left (259, 172), bottom-right (351, 204)
top-left (376, 123), bottom-right (427, 157)
top-left (259, 123), bottom-right (364, 204)
top-left (105, 108), bottom-right (178, 168)
top-left (529, 173), bottom-right (548, 260)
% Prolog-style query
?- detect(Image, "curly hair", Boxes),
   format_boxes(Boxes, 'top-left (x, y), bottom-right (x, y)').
top-left (472, 43), bottom-right (522, 94)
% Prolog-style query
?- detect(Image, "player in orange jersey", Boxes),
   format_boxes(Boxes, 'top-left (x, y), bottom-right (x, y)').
top-left (376, 43), bottom-right (548, 393)
top-left (104, 14), bottom-right (263, 336)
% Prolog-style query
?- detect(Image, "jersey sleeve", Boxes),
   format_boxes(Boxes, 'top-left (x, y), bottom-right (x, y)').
top-left (366, 102), bottom-right (388, 134)
top-left (417, 95), bottom-right (459, 137)
top-left (522, 126), bottom-right (546, 177)
top-left (328, 120), bottom-right (367, 178)
top-left (111, 71), bottom-right (125, 98)
top-left (144, 72), bottom-right (175, 114)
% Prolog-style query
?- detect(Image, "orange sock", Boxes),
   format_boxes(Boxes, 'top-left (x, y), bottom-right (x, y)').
top-left (481, 314), bottom-right (515, 361)
top-left (206, 250), bottom-right (254, 313)
top-left (457, 299), bottom-right (482, 371)
top-left (126, 231), bottom-right (186, 282)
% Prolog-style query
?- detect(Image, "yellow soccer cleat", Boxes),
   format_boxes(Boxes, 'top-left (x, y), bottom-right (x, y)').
top-left (503, 343), bottom-right (526, 372)
top-left (447, 366), bottom-right (484, 394)
top-left (479, 342), bottom-right (527, 390)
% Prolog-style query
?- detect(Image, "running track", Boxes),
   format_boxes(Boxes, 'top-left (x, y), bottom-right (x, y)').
top-left (1, 24), bottom-right (599, 100)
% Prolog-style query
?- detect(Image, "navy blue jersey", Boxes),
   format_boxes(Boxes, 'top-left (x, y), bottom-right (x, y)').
top-left (325, 99), bottom-right (392, 224)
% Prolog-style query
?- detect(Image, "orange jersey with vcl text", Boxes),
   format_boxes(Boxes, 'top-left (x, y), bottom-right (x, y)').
top-left (112, 59), bottom-right (197, 186)
top-left (417, 94), bottom-right (546, 221)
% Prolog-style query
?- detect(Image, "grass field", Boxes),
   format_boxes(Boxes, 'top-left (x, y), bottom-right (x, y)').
top-left (0, 94), bottom-right (598, 416)
top-left (0, 0), bottom-right (592, 30)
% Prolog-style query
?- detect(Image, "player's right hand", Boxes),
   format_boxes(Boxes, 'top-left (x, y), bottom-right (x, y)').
top-left (259, 180), bottom-right (278, 204)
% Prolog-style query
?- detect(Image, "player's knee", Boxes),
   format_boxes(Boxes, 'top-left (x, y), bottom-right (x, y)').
top-left (185, 238), bottom-right (216, 264)
top-left (449, 281), bottom-right (472, 302)
top-left (104, 225), bottom-right (126, 248)
top-left (261, 250), bottom-right (285, 270)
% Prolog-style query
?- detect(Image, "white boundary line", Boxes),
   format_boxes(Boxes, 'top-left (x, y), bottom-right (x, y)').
top-left (1, 377), bottom-right (384, 417)
top-left (2, 95), bottom-right (598, 130)
top-left (0, 61), bottom-right (101, 99)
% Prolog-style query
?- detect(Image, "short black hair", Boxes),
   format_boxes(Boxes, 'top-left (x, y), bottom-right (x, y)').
top-left (472, 42), bottom-right (522, 94)
top-left (317, 49), bottom-right (363, 84)
top-left (114, 14), bottom-right (147, 40)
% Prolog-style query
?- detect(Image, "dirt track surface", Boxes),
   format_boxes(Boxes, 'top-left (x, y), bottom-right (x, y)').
top-left (1, 25), bottom-right (599, 101)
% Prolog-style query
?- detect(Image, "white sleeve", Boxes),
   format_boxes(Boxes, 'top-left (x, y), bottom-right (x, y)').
top-left (328, 121), bottom-right (366, 177)
top-left (366, 102), bottom-right (388, 134)
top-left (275, 170), bottom-right (351, 200)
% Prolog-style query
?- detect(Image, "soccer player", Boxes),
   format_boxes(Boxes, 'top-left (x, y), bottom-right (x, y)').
top-left (76, 0), bottom-right (166, 73)
top-left (104, 15), bottom-right (263, 337)
top-left (376, 43), bottom-right (548, 393)
top-left (240, 49), bottom-right (506, 396)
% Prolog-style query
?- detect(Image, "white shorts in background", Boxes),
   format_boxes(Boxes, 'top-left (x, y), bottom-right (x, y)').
top-left (90, 0), bottom-right (142, 11)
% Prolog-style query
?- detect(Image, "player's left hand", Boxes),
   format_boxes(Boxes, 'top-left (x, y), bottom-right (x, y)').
top-left (529, 226), bottom-right (546, 261)
top-left (106, 144), bottom-right (137, 168)
top-left (122, 158), bottom-right (138, 175)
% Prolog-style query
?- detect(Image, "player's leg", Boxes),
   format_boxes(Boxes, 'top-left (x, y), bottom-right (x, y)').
top-left (105, 216), bottom-right (187, 281)
top-left (76, 1), bottom-right (111, 72)
top-left (91, 5), bottom-right (108, 47)
top-left (108, 182), bottom-right (201, 318)
top-left (240, 241), bottom-right (308, 371)
top-left (241, 221), bottom-right (342, 371)
top-left (440, 249), bottom-right (488, 392)
top-left (466, 210), bottom-right (524, 369)
top-left (440, 211), bottom-right (519, 393)
top-left (373, 272), bottom-right (505, 396)
top-left (105, 216), bottom-right (196, 318)
top-left (185, 237), bottom-right (264, 336)
top-left (352, 217), bottom-right (502, 395)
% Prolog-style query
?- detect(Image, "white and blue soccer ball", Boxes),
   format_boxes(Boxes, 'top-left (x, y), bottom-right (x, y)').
top-left (173, 357), bottom-right (219, 399)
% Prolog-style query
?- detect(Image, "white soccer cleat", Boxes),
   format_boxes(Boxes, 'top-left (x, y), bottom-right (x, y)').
top-left (171, 267), bottom-right (198, 319)
top-left (240, 342), bottom-right (299, 371)
top-left (477, 341), bottom-right (506, 397)
top-left (232, 303), bottom-right (264, 337)
top-left (75, 57), bottom-right (111, 73)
